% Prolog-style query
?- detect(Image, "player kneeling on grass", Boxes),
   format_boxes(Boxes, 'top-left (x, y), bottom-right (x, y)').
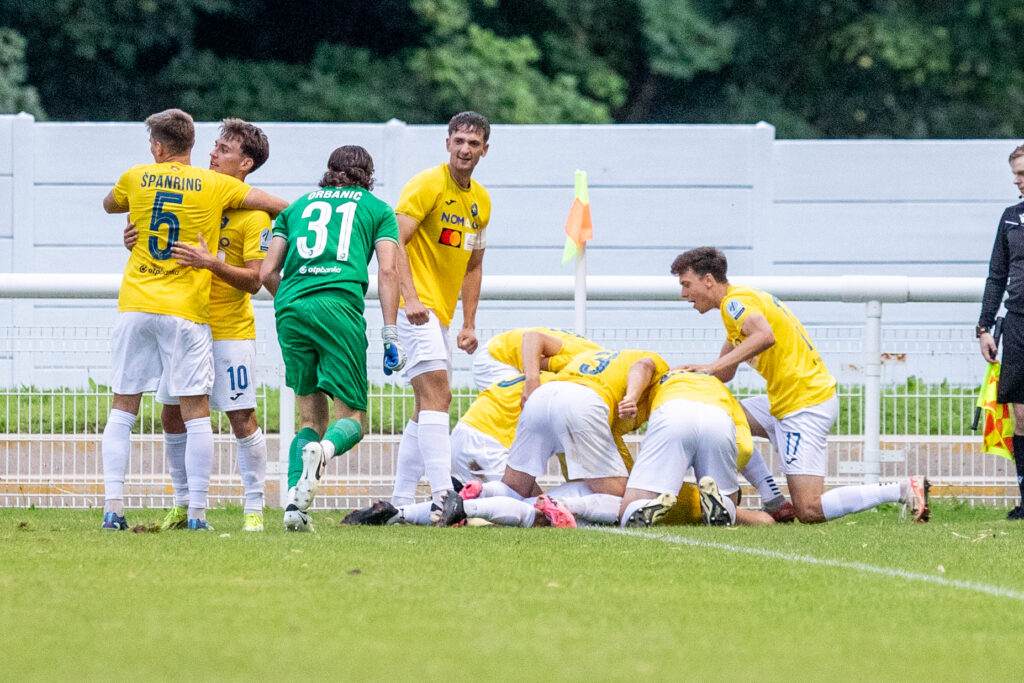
top-left (471, 327), bottom-right (603, 390)
top-left (261, 146), bottom-right (405, 532)
top-left (673, 247), bottom-right (929, 524)
top-left (439, 342), bottom-right (668, 528)
top-left (619, 368), bottom-right (774, 528)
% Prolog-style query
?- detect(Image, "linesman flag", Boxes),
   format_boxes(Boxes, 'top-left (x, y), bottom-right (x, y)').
top-left (561, 170), bottom-right (593, 265)
top-left (977, 362), bottom-right (1014, 460)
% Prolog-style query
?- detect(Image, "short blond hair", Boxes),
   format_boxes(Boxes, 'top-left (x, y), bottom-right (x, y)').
top-left (1009, 145), bottom-right (1024, 165)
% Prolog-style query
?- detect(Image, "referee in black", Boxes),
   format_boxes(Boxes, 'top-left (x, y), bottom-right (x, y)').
top-left (979, 143), bottom-right (1024, 520)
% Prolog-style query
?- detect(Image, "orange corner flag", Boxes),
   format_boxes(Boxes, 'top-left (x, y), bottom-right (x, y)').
top-left (978, 362), bottom-right (1014, 460)
top-left (561, 170), bottom-right (593, 266)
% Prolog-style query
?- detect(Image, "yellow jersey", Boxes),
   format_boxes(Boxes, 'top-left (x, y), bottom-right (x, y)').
top-left (112, 162), bottom-right (251, 323)
top-left (651, 368), bottom-right (753, 469)
top-left (720, 285), bottom-right (835, 418)
top-left (396, 163), bottom-right (490, 327)
top-left (208, 208), bottom-right (270, 341)
top-left (487, 327), bottom-right (602, 373)
top-left (460, 372), bottom-right (556, 448)
top-left (554, 349), bottom-right (669, 429)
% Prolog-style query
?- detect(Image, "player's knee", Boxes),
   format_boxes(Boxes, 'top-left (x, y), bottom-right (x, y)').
top-left (793, 500), bottom-right (825, 524)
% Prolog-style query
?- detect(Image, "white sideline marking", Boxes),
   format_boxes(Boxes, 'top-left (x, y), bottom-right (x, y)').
top-left (595, 526), bottom-right (1024, 602)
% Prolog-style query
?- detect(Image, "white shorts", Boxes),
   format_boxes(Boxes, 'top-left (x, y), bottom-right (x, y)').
top-left (110, 311), bottom-right (213, 397)
top-left (397, 309), bottom-right (451, 380)
top-left (451, 422), bottom-right (509, 482)
top-left (742, 394), bottom-right (839, 477)
top-left (471, 345), bottom-right (519, 390)
top-left (628, 399), bottom-right (739, 496)
top-left (157, 339), bottom-right (257, 412)
top-left (506, 382), bottom-right (627, 480)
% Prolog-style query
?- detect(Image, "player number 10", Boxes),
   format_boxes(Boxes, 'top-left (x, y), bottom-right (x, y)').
top-left (227, 365), bottom-right (249, 391)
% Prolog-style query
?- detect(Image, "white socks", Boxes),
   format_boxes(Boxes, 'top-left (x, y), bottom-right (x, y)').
top-left (465, 497), bottom-right (537, 527)
top-left (391, 420), bottom-right (421, 506)
top-left (102, 409), bottom-right (137, 512)
top-left (236, 428), bottom-right (267, 514)
top-left (742, 448), bottom-right (784, 508)
top-left (560, 494), bottom-right (621, 524)
top-left (164, 432), bottom-right (188, 507)
top-left (184, 417), bottom-right (213, 519)
top-left (480, 480), bottom-right (525, 500)
top-left (396, 500), bottom-right (434, 525)
top-left (418, 410), bottom-right (452, 507)
top-left (821, 482), bottom-right (900, 521)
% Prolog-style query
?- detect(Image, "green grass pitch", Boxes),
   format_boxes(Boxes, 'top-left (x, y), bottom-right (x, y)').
top-left (2, 503), bottom-right (1022, 680)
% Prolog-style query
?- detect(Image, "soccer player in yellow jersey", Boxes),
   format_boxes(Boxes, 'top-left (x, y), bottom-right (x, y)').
top-left (619, 368), bottom-right (774, 527)
top-left (127, 118), bottom-right (274, 532)
top-left (99, 109), bottom-right (287, 531)
top-left (440, 339), bottom-right (669, 527)
top-left (471, 326), bottom-right (602, 390)
top-left (391, 111), bottom-right (492, 513)
top-left (672, 247), bottom-right (930, 524)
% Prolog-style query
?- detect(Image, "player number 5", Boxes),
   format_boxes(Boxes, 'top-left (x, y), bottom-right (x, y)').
top-left (149, 191), bottom-right (183, 260)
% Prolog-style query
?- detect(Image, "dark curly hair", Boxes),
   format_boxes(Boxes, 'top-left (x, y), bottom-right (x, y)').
top-left (319, 145), bottom-right (374, 190)
top-left (670, 247), bottom-right (729, 283)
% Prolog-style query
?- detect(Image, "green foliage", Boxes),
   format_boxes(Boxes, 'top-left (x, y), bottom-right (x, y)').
top-left (0, 28), bottom-right (44, 117)
top-left (5, 0), bottom-right (1024, 135)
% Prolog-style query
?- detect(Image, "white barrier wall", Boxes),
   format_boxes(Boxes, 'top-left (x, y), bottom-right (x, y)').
top-left (0, 115), bottom-right (1014, 386)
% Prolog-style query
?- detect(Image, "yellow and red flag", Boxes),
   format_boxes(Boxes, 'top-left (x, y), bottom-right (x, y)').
top-left (561, 170), bottom-right (593, 265)
top-left (977, 362), bottom-right (1014, 460)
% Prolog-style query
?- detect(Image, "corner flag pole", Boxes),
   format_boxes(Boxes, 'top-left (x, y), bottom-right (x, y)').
top-left (562, 170), bottom-right (592, 335)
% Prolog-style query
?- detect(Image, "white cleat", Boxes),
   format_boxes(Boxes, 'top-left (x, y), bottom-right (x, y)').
top-left (294, 441), bottom-right (326, 511)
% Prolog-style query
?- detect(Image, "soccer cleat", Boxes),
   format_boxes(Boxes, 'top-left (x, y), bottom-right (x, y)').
top-left (533, 494), bottom-right (577, 528)
top-left (460, 480), bottom-right (483, 500)
top-left (768, 501), bottom-right (797, 524)
top-left (698, 476), bottom-right (732, 526)
top-left (624, 492), bottom-right (677, 527)
top-left (101, 511), bottom-right (129, 530)
top-left (187, 518), bottom-right (214, 531)
top-left (439, 492), bottom-right (467, 527)
top-left (159, 506), bottom-right (188, 531)
top-left (899, 475), bottom-right (930, 523)
top-left (283, 504), bottom-right (314, 532)
top-left (243, 512), bottom-right (264, 532)
top-left (342, 501), bottom-right (399, 526)
top-left (294, 441), bottom-right (326, 511)
top-left (1008, 505), bottom-right (1024, 521)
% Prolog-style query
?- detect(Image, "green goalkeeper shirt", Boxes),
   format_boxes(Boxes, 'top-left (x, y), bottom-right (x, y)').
top-left (272, 186), bottom-right (399, 311)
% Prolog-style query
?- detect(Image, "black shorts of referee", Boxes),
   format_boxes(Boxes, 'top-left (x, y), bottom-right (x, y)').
top-left (999, 311), bottom-right (1024, 404)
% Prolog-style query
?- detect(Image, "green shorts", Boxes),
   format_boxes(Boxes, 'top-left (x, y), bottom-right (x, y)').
top-left (275, 291), bottom-right (367, 411)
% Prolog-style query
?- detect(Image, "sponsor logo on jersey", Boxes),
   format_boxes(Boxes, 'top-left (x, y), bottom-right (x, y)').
top-left (471, 203), bottom-right (479, 217)
top-left (441, 212), bottom-right (466, 226)
top-left (445, 199), bottom-right (456, 205)
top-left (439, 228), bottom-right (463, 248)
top-left (259, 229), bottom-right (272, 252)
top-left (219, 237), bottom-right (230, 249)
top-left (298, 264), bottom-right (344, 275)
top-left (726, 299), bottom-right (745, 320)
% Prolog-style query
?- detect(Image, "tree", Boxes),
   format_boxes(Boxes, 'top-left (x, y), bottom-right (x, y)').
top-left (0, 28), bottom-right (45, 118)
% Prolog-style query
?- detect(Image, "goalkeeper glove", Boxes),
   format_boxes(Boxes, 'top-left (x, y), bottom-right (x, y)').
top-left (382, 325), bottom-right (406, 376)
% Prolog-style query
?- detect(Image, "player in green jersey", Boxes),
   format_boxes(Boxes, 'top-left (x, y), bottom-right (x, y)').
top-left (261, 145), bottom-right (405, 532)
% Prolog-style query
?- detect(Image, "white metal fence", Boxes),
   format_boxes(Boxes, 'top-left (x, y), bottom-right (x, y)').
top-left (0, 274), bottom-right (1016, 512)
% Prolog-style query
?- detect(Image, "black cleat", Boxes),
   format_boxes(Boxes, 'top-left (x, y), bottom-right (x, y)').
top-left (439, 491), bottom-right (467, 527)
top-left (341, 501), bottom-right (399, 526)
top-left (698, 476), bottom-right (732, 526)
top-left (1008, 505), bottom-right (1024, 520)
top-left (624, 493), bottom-right (677, 528)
